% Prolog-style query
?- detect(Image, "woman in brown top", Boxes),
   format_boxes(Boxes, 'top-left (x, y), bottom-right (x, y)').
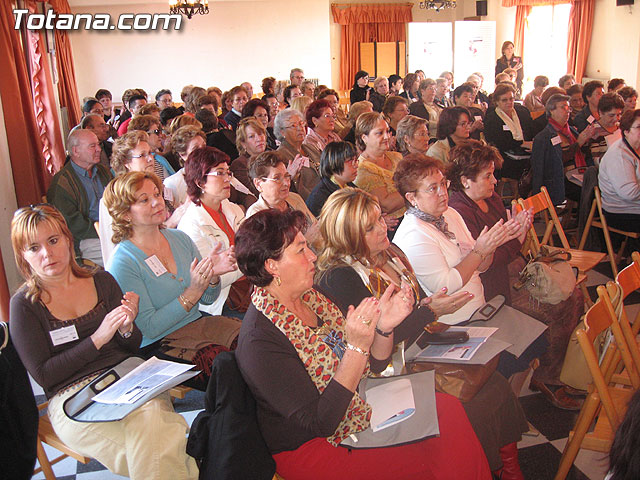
top-left (9, 204), bottom-right (197, 479)
top-left (234, 208), bottom-right (490, 480)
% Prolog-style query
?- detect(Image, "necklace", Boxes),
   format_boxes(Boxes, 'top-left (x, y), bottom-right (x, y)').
top-left (364, 252), bottom-right (421, 306)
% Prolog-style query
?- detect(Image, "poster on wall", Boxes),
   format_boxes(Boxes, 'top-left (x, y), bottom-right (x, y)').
top-left (453, 21), bottom-right (496, 92)
top-left (407, 22), bottom-right (453, 80)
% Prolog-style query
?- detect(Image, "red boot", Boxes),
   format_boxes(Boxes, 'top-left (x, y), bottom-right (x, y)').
top-left (496, 442), bottom-right (524, 480)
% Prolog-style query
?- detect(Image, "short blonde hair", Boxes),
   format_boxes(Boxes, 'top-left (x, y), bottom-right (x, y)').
top-left (169, 115), bottom-right (202, 135)
top-left (355, 112), bottom-right (386, 150)
top-left (184, 86), bottom-right (206, 114)
top-left (170, 125), bottom-right (206, 159)
top-left (139, 103), bottom-right (160, 116)
top-left (103, 171), bottom-right (164, 244)
top-left (373, 76), bottom-right (388, 89)
top-left (316, 187), bottom-right (382, 276)
top-left (236, 117), bottom-right (266, 156)
top-left (111, 131), bottom-right (149, 175)
top-left (396, 115), bottom-right (428, 154)
top-left (347, 100), bottom-right (373, 123)
top-left (11, 204), bottom-right (92, 303)
top-left (290, 96), bottom-right (313, 115)
top-left (129, 115), bottom-right (158, 133)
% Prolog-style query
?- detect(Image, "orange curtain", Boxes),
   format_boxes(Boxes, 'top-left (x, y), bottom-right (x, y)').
top-left (26, 1), bottom-right (65, 174)
top-left (332, 3), bottom-right (413, 91)
top-left (0, 0), bottom-right (50, 206)
top-left (513, 5), bottom-right (531, 57)
top-left (48, 0), bottom-right (81, 128)
top-left (567, 0), bottom-right (594, 82)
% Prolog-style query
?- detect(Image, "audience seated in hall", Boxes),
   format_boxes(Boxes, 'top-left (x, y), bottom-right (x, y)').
top-left (10, 51), bottom-right (640, 479)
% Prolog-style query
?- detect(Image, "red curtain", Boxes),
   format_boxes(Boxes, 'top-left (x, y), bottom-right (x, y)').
top-left (48, 0), bottom-right (81, 128)
top-left (513, 6), bottom-right (531, 57)
top-left (26, 1), bottom-right (66, 174)
top-left (0, 0), bottom-right (50, 317)
top-left (567, 0), bottom-right (595, 82)
top-left (0, 1), bottom-right (50, 205)
top-left (332, 3), bottom-right (413, 92)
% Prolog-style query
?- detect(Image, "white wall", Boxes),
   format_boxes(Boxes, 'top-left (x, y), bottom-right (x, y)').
top-left (585, 0), bottom-right (639, 87)
top-left (69, 1), bottom-right (332, 101)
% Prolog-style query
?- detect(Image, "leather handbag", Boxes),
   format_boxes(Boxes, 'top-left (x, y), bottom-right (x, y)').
top-left (225, 276), bottom-right (252, 313)
top-left (408, 355), bottom-right (499, 403)
top-left (515, 246), bottom-right (577, 305)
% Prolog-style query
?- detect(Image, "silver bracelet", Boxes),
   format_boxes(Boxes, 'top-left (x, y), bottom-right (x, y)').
top-left (346, 342), bottom-right (369, 356)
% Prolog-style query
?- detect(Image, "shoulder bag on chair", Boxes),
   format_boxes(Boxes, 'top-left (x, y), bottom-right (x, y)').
top-left (515, 246), bottom-right (577, 305)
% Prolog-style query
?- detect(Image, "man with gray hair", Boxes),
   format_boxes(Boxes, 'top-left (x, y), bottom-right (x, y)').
top-left (47, 129), bottom-right (113, 265)
top-left (81, 113), bottom-right (112, 167)
top-left (289, 68), bottom-right (305, 87)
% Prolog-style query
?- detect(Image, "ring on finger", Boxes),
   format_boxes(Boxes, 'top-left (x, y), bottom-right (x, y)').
top-left (362, 318), bottom-right (372, 326)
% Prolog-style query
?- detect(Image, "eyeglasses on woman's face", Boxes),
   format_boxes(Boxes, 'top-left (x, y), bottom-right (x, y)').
top-left (206, 170), bottom-right (234, 178)
top-left (414, 179), bottom-right (450, 196)
top-left (262, 173), bottom-right (292, 185)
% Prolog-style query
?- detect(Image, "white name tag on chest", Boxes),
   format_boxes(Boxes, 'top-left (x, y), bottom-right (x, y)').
top-left (145, 254), bottom-right (168, 277)
top-left (50, 325), bottom-right (79, 346)
top-left (587, 115), bottom-right (595, 124)
top-left (551, 135), bottom-right (562, 146)
top-left (503, 125), bottom-right (510, 131)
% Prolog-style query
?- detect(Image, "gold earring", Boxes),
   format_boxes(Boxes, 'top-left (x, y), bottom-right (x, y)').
top-left (274, 275), bottom-right (281, 286)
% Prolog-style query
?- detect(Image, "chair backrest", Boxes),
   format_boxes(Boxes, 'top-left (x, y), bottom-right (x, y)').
top-left (616, 252), bottom-right (640, 302)
top-left (577, 284), bottom-right (638, 430)
top-left (615, 251), bottom-right (640, 343)
top-left (515, 186), bottom-right (571, 254)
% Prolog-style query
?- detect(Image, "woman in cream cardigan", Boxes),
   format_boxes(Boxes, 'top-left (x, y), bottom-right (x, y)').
top-left (177, 146), bottom-right (244, 316)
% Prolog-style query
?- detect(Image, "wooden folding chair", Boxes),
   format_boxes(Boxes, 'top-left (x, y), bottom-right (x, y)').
top-left (604, 252), bottom-right (640, 388)
top-left (616, 251), bottom-right (640, 337)
top-left (516, 186), bottom-right (606, 306)
top-left (554, 285), bottom-right (638, 480)
top-left (35, 402), bottom-right (91, 480)
top-left (579, 187), bottom-right (640, 277)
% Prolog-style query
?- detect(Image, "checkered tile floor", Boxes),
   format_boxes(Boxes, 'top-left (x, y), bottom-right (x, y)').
top-left (32, 259), bottom-right (639, 480)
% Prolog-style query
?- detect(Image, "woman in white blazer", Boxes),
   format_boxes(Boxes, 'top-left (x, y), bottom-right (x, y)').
top-left (177, 146), bottom-right (244, 316)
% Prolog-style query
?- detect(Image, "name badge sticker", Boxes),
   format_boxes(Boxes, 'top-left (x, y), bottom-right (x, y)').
top-left (587, 115), bottom-right (595, 124)
top-left (50, 325), bottom-right (79, 346)
top-left (551, 136), bottom-right (562, 146)
top-left (503, 124), bottom-right (510, 131)
top-left (145, 255), bottom-right (168, 277)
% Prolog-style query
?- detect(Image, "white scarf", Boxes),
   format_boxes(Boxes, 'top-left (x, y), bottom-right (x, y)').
top-left (496, 107), bottom-right (524, 141)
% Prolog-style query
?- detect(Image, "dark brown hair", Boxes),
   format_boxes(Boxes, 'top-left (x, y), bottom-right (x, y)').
top-left (184, 146), bottom-right (230, 205)
top-left (235, 209), bottom-right (307, 287)
top-left (446, 140), bottom-right (503, 192)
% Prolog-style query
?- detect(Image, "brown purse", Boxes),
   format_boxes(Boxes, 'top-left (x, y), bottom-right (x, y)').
top-left (408, 355), bottom-right (499, 403)
top-left (225, 276), bottom-right (253, 313)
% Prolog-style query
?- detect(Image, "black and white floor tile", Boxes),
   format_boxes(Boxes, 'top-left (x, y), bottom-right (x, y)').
top-left (32, 258), bottom-right (639, 480)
